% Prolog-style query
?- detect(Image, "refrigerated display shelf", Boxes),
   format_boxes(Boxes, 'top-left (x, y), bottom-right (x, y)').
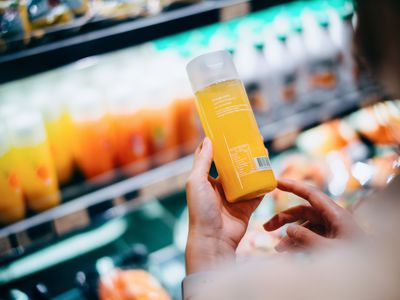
top-left (0, 0), bottom-right (288, 84)
top-left (0, 79), bottom-right (383, 265)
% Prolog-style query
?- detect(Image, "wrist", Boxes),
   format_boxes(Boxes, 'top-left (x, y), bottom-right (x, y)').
top-left (185, 230), bottom-right (236, 275)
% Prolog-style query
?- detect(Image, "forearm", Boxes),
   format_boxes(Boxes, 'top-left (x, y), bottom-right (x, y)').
top-left (185, 231), bottom-right (236, 275)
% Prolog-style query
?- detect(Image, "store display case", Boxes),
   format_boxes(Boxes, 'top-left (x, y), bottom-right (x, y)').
top-left (1, 0), bottom-right (399, 299)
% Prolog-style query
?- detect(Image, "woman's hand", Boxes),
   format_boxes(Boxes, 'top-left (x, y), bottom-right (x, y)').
top-left (264, 179), bottom-right (363, 252)
top-left (185, 137), bottom-right (262, 275)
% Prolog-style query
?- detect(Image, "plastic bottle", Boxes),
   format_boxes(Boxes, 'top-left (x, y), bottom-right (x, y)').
top-left (186, 50), bottom-right (277, 202)
top-left (263, 29), bottom-right (297, 105)
top-left (107, 80), bottom-right (150, 176)
top-left (0, 121), bottom-right (25, 224)
top-left (234, 30), bottom-right (268, 113)
top-left (169, 60), bottom-right (202, 155)
top-left (328, 7), bottom-right (356, 86)
top-left (286, 21), bottom-right (310, 99)
top-left (31, 87), bottom-right (75, 184)
top-left (68, 89), bottom-right (115, 179)
top-left (7, 109), bottom-right (60, 212)
top-left (302, 11), bottom-right (339, 90)
top-left (142, 54), bottom-right (179, 166)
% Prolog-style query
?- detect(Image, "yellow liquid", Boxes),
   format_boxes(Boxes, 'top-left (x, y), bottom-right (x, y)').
top-left (14, 141), bottom-right (60, 212)
top-left (0, 149), bottom-right (25, 224)
top-left (45, 112), bottom-right (75, 184)
top-left (195, 79), bottom-right (277, 202)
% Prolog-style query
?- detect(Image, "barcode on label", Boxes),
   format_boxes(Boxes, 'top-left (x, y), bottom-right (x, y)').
top-left (254, 156), bottom-right (271, 170)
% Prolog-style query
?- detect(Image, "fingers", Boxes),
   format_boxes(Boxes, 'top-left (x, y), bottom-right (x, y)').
top-left (263, 205), bottom-right (322, 231)
top-left (275, 236), bottom-right (295, 252)
top-left (190, 137), bottom-right (213, 182)
top-left (286, 224), bottom-right (326, 249)
top-left (277, 178), bottom-right (342, 220)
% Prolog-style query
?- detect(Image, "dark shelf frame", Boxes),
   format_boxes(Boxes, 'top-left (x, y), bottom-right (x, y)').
top-left (0, 0), bottom-right (287, 84)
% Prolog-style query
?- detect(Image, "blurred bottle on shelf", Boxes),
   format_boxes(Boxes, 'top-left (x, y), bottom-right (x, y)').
top-left (328, 4), bottom-right (357, 87)
top-left (7, 109), bottom-right (60, 212)
top-left (285, 19), bottom-right (310, 99)
top-left (263, 28), bottom-right (297, 105)
top-left (302, 10), bottom-right (339, 91)
top-left (27, 0), bottom-right (73, 29)
top-left (0, 0), bottom-right (31, 52)
top-left (32, 89), bottom-right (75, 184)
top-left (234, 27), bottom-right (270, 113)
top-left (69, 89), bottom-right (116, 180)
top-left (172, 96), bottom-right (201, 155)
top-left (141, 55), bottom-right (180, 166)
top-left (63, 0), bottom-right (89, 16)
top-left (0, 121), bottom-right (25, 224)
top-left (108, 83), bottom-right (151, 176)
top-left (168, 59), bottom-right (202, 155)
top-left (143, 96), bottom-right (179, 166)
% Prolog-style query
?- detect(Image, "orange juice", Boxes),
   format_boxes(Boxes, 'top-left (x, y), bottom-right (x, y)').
top-left (187, 51), bottom-right (276, 202)
top-left (8, 111), bottom-right (60, 212)
top-left (0, 125), bottom-right (25, 224)
top-left (112, 110), bottom-right (150, 175)
top-left (172, 97), bottom-right (202, 155)
top-left (72, 117), bottom-right (115, 179)
top-left (144, 105), bottom-right (179, 166)
top-left (107, 89), bottom-right (150, 176)
top-left (44, 109), bottom-right (75, 184)
top-left (69, 91), bottom-right (115, 179)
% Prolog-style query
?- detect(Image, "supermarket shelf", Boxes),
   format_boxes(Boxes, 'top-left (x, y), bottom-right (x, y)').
top-left (0, 80), bottom-right (383, 265)
top-left (0, 0), bottom-right (287, 84)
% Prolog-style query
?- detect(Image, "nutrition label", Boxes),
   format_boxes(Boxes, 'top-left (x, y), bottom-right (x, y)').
top-left (230, 144), bottom-right (253, 176)
top-left (230, 144), bottom-right (272, 176)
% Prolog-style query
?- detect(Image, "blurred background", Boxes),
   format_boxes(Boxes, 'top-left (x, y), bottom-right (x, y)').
top-left (0, 0), bottom-right (399, 299)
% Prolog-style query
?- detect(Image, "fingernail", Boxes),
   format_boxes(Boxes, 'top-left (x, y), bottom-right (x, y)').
top-left (263, 221), bottom-right (272, 231)
top-left (287, 224), bottom-right (298, 237)
top-left (202, 137), bottom-right (211, 151)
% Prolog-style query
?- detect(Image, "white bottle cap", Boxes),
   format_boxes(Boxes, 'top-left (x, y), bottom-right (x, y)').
top-left (7, 109), bottom-right (47, 147)
top-left (186, 50), bottom-right (239, 92)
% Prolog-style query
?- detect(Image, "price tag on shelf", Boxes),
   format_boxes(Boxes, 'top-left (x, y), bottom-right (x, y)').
top-left (220, 2), bottom-right (250, 21)
top-left (54, 209), bottom-right (90, 236)
top-left (140, 171), bottom-right (189, 198)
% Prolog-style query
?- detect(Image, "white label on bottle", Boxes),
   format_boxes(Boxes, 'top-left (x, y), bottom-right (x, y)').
top-left (254, 156), bottom-right (272, 170)
top-left (230, 144), bottom-right (254, 176)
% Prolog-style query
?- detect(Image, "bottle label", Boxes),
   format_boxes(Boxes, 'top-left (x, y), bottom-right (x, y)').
top-left (254, 156), bottom-right (272, 170)
top-left (230, 145), bottom-right (271, 176)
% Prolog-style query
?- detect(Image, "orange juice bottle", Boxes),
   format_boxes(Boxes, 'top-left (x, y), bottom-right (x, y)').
top-left (186, 50), bottom-right (277, 202)
top-left (35, 95), bottom-right (75, 184)
top-left (0, 123), bottom-right (25, 224)
top-left (172, 97), bottom-right (202, 155)
top-left (69, 90), bottom-right (115, 179)
top-left (8, 110), bottom-right (60, 212)
top-left (143, 97), bottom-right (179, 167)
top-left (108, 88), bottom-right (150, 176)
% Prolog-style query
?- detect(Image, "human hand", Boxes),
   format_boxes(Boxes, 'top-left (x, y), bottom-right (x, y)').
top-left (264, 179), bottom-right (363, 252)
top-left (185, 137), bottom-right (262, 274)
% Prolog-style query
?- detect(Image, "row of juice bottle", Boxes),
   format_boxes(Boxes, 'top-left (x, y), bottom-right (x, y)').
top-left (153, 0), bottom-right (357, 111)
top-left (0, 79), bottom-right (202, 225)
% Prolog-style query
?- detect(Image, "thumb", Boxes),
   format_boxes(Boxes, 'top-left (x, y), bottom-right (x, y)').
top-left (192, 137), bottom-right (213, 181)
top-left (286, 224), bottom-right (326, 249)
